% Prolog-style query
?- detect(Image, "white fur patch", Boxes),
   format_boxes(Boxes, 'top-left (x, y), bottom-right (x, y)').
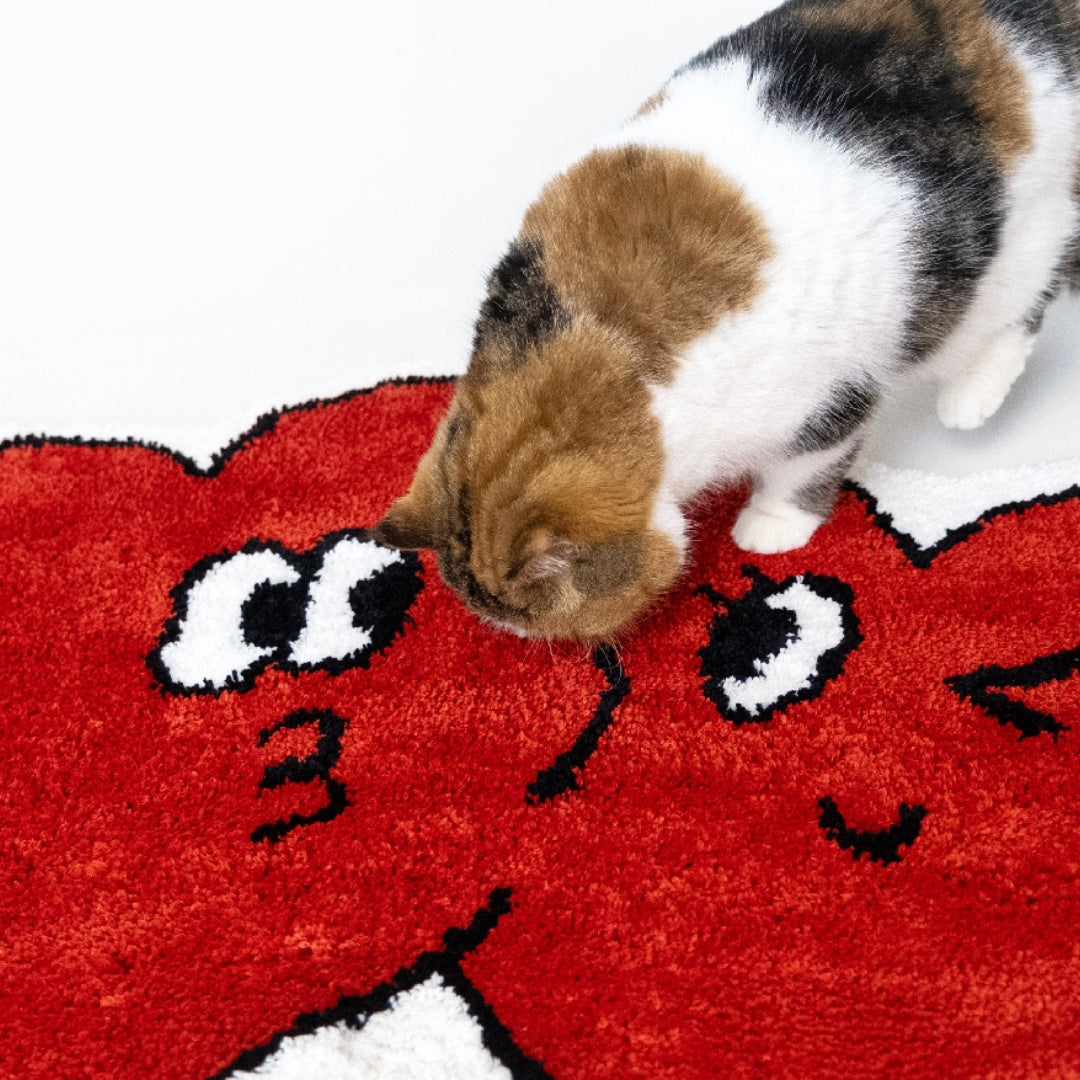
top-left (732, 496), bottom-right (822, 554)
top-left (595, 57), bottom-right (920, 532)
top-left (593, 36), bottom-right (1080, 554)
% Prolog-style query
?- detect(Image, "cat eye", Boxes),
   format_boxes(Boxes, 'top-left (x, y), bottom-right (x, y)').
top-left (698, 569), bottom-right (861, 725)
top-left (151, 533), bottom-right (423, 694)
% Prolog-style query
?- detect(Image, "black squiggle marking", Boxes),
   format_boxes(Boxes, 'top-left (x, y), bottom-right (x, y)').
top-left (526, 644), bottom-right (630, 804)
top-left (818, 797), bottom-right (927, 866)
top-left (472, 238), bottom-right (570, 360)
top-left (251, 710), bottom-right (350, 843)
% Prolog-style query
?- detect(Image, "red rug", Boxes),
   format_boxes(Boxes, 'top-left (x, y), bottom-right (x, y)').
top-left (3, 378), bottom-right (1080, 1079)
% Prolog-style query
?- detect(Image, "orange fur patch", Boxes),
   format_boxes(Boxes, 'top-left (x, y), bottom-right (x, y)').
top-left (461, 322), bottom-right (677, 636)
top-left (381, 320), bottom-right (683, 642)
top-left (800, 0), bottom-right (1034, 170)
top-left (939, 0), bottom-right (1035, 168)
top-left (521, 146), bottom-right (774, 382)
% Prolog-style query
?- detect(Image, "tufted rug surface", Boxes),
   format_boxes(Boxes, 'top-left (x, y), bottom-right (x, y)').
top-left (3, 377), bottom-right (1080, 1079)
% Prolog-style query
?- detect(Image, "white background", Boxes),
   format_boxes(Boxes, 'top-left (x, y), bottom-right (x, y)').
top-left (1, 0), bottom-right (1077, 471)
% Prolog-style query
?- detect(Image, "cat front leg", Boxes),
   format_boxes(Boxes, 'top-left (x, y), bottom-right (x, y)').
top-left (935, 322), bottom-right (1037, 430)
top-left (732, 439), bottom-right (860, 555)
top-left (731, 494), bottom-right (824, 554)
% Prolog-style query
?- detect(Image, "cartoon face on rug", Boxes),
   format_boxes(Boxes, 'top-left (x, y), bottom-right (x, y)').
top-left (0, 382), bottom-right (614, 1079)
top-left (2, 379), bottom-right (1079, 1080)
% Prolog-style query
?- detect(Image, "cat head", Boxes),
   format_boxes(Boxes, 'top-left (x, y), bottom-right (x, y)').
top-left (374, 321), bottom-right (683, 642)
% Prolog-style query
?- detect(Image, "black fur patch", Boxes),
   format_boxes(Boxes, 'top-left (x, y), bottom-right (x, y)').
top-left (472, 238), bottom-right (570, 362)
top-left (436, 485), bottom-right (527, 623)
top-left (791, 379), bottom-right (878, 455)
top-left (983, 0), bottom-right (1080, 74)
top-left (683, 0), bottom-right (1006, 361)
top-left (1054, 186), bottom-right (1080, 294)
top-left (795, 443), bottom-right (860, 518)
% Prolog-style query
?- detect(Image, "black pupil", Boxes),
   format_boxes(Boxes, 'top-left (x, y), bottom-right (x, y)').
top-left (699, 590), bottom-right (797, 682)
top-left (242, 580), bottom-right (308, 650)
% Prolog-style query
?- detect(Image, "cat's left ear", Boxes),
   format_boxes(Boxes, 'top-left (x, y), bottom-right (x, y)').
top-left (516, 528), bottom-right (577, 581)
top-left (373, 491), bottom-right (438, 550)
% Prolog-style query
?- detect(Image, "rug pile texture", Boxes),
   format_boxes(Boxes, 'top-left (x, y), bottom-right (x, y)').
top-left (2, 377), bottom-right (1079, 1079)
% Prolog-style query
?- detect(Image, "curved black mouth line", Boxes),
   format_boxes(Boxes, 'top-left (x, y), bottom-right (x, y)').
top-left (526, 644), bottom-right (631, 804)
top-left (818, 796), bottom-right (927, 866)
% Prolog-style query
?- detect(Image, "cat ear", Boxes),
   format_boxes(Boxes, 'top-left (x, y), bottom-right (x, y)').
top-left (373, 493), bottom-right (438, 551)
top-left (517, 528), bottom-right (577, 581)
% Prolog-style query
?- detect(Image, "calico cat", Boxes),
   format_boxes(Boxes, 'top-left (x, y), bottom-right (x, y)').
top-left (375, 0), bottom-right (1080, 642)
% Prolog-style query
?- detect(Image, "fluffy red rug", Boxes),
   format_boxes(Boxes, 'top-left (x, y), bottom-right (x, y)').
top-left (3, 378), bottom-right (1080, 1079)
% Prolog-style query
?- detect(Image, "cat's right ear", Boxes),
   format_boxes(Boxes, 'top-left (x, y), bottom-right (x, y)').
top-left (373, 492), bottom-right (438, 551)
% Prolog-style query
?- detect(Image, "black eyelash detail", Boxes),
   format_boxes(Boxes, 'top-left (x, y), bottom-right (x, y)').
top-left (945, 647), bottom-right (1078, 741)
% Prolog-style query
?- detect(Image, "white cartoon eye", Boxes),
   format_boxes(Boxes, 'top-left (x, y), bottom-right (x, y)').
top-left (153, 546), bottom-right (301, 694)
top-left (288, 535), bottom-right (410, 670)
top-left (698, 570), bottom-right (861, 724)
top-left (150, 532), bottom-right (424, 694)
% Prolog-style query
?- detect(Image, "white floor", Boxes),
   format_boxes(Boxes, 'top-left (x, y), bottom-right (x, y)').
top-left (1, 1), bottom-right (1077, 474)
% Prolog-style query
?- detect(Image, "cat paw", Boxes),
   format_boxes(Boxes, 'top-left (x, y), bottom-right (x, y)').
top-left (936, 327), bottom-right (1034, 430)
top-left (731, 499), bottom-right (822, 554)
top-left (937, 381), bottom-right (1010, 430)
